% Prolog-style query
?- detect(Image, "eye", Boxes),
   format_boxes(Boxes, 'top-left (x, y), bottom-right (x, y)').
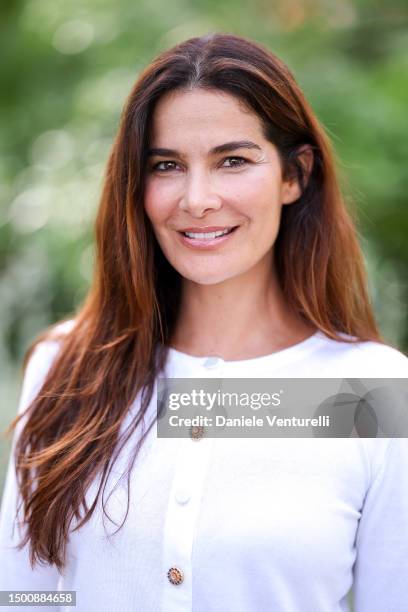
top-left (222, 156), bottom-right (248, 168)
top-left (151, 160), bottom-right (180, 172)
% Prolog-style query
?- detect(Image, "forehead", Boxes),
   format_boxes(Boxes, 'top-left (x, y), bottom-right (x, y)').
top-left (149, 88), bottom-right (265, 148)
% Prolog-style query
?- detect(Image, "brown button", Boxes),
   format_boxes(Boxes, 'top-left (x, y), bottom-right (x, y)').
top-left (190, 425), bottom-right (205, 440)
top-left (167, 566), bottom-right (184, 585)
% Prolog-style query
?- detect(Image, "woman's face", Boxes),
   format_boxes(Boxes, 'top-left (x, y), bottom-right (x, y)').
top-left (144, 88), bottom-right (303, 285)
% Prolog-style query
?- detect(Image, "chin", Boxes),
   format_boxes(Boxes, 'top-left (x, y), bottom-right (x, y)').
top-left (177, 268), bottom-right (239, 286)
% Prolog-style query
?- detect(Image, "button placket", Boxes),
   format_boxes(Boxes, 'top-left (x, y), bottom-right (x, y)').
top-left (161, 433), bottom-right (214, 610)
top-left (160, 355), bottom-right (223, 610)
top-left (191, 356), bottom-right (225, 440)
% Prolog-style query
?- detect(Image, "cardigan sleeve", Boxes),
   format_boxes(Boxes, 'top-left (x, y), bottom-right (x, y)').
top-left (0, 341), bottom-right (62, 606)
top-left (353, 436), bottom-right (408, 611)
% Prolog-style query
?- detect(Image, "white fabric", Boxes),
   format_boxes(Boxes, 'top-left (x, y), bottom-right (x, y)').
top-left (1, 325), bottom-right (407, 611)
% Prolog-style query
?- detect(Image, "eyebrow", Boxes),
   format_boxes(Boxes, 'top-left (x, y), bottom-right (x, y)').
top-left (147, 140), bottom-right (262, 157)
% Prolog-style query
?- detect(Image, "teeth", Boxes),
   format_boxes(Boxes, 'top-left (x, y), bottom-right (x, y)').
top-left (184, 228), bottom-right (232, 239)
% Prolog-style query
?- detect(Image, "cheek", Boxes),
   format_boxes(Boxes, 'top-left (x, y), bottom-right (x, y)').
top-left (244, 181), bottom-right (283, 249)
top-left (226, 170), bottom-right (281, 207)
top-left (240, 183), bottom-right (281, 226)
top-left (144, 180), bottom-right (174, 226)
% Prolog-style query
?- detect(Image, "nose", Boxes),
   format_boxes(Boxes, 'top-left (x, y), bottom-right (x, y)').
top-left (179, 168), bottom-right (222, 217)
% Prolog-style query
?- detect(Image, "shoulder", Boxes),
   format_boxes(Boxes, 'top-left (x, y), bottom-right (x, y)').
top-left (312, 331), bottom-right (408, 377)
top-left (19, 319), bottom-right (76, 415)
top-left (26, 318), bottom-right (76, 371)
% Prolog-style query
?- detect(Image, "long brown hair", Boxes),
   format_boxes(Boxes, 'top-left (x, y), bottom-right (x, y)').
top-left (6, 32), bottom-right (382, 571)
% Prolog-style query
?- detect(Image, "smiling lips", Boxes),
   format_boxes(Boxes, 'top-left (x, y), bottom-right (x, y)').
top-left (179, 225), bottom-right (238, 238)
top-left (177, 225), bottom-right (239, 249)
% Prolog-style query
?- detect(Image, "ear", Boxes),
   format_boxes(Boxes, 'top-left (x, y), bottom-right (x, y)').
top-left (281, 145), bottom-right (314, 205)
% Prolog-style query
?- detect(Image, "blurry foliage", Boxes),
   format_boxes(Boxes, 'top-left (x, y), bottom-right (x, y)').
top-left (0, 0), bottom-right (407, 433)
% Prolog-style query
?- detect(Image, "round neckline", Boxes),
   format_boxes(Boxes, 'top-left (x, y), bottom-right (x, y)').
top-left (165, 330), bottom-right (324, 369)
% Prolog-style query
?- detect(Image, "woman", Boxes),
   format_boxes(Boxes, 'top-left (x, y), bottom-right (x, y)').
top-left (1, 32), bottom-right (407, 612)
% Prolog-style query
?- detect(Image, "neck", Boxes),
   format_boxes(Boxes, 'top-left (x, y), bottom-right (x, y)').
top-left (169, 259), bottom-right (315, 360)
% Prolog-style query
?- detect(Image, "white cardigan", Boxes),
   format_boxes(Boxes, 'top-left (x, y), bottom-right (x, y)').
top-left (1, 326), bottom-right (407, 612)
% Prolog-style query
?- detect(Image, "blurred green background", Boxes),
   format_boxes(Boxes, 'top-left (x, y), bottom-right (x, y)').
top-left (1, 0), bottom-right (407, 518)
